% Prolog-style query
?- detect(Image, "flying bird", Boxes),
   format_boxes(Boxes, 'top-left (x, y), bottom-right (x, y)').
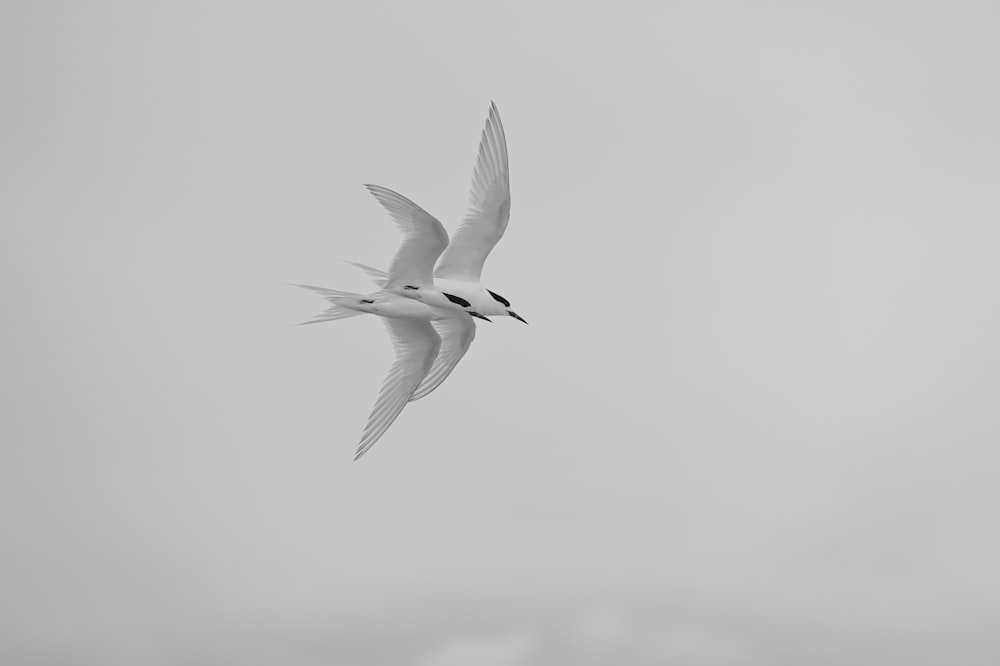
top-left (297, 185), bottom-right (488, 460)
top-left (297, 103), bottom-right (526, 457)
top-left (343, 102), bottom-right (526, 403)
top-left (385, 102), bottom-right (528, 325)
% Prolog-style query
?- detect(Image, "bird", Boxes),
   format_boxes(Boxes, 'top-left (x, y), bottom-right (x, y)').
top-left (296, 185), bottom-right (489, 460)
top-left (377, 102), bottom-right (528, 325)
top-left (339, 102), bottom-right (525, 404)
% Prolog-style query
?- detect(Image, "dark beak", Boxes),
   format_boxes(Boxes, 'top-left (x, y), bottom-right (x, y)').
top-left (508, 311), bottom-right (528, 324)
top-left (470, 311), bottom-right (492, 322)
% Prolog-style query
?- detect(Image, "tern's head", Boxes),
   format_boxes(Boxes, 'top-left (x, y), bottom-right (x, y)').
top-left (488, 289), bottom-right (528, 324)
top-left (441, 292), bottom-right (494, 322)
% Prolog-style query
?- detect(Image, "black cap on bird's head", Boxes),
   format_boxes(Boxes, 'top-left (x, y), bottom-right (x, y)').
top-left (487, 289), bottom-right (510, 307)
top-left (442, 292), bottom-right (492, 322)
top-left (488, 289), bottom-right (527, 324)
top-left (443, 292), bottom-right (471, 308)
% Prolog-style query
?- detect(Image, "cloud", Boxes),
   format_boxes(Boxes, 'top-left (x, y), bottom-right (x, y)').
top-left (416, 630), bottom-right (538, 666)
top-left (414, 608), bottom-right (754, 666)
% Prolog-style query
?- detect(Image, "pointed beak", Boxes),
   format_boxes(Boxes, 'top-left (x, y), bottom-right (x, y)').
top-left (508, 311), bottom-right (528, 324)
top-left (470, 311), bottom-right (492, 322)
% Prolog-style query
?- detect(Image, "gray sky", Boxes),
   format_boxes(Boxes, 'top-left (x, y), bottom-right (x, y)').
top-left (3, 1), bottom-right (1000, 664)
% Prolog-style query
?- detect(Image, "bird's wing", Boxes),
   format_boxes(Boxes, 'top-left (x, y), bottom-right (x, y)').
top-left (344, 260), bottom-right (389, 287)
top-left (355, 317), bottom-right (441, 460)
top-left (409, 315), bottom-right (477, 402)
top-left (434, 102), bottom-right (511, 281)
top-left (365, 185), bottom-right (450, 290)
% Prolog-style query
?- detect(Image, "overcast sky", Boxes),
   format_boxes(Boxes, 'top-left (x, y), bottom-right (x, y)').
top-left (3, 2), bottom-right (1000, 665)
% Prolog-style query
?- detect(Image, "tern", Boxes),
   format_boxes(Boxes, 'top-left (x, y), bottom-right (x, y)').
top-left (340, 102), bottom-right (526, 404)
top-left (370, 102), bottom-right (527, 325)
top-left (297, 185), bottom-right (488, 460)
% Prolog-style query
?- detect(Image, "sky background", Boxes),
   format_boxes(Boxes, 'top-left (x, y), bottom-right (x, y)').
top-left (3, 1), bottom-right (1000, 664)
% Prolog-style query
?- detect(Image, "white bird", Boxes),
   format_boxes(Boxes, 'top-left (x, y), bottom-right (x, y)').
top-left (339, 102), bottom-right (525, 405)
top-left (297, 185), bottom-right (488, 460)
top-left (382, 102), bottom-right (528, 324)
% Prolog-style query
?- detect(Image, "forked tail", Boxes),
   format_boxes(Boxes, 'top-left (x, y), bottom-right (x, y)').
top-left (293, 284), bottom-right (367, 325)
top-left (343, 261), bottom-right (389, 287)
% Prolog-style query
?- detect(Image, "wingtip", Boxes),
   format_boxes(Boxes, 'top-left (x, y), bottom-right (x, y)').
top-left (364, 183), bottom-right (394, 200)
top-left (354, 436), bottom-right (377, 460)
top-left (364, 183), bottom-right (419, 208)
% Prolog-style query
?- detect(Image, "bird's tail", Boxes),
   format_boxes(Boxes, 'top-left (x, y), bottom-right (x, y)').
top-left (293, 284), bottom-right (367, 325)
top-left (343, 261), bottom-right (389, 287)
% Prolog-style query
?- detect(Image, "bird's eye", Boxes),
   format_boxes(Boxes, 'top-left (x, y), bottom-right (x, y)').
top-left (487, 290), bottom-right (510, 307)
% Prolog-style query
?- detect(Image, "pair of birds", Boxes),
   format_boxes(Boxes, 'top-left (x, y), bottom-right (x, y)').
top-left (298, 103), bottom-right (526, 460)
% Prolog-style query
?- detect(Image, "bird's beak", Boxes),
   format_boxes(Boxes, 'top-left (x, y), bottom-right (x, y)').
top-left (508, 311), bottom-right (528, 324)
top-left (470, 312), bottom-right (492, 322)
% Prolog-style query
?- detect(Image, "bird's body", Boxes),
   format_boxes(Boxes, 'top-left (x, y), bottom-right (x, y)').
top-left (346, 263), bottom-right (520, 320)
top-left (298, 284), bottom-right (474, 321)
top-left (296, 102), bottom-right (526, 459)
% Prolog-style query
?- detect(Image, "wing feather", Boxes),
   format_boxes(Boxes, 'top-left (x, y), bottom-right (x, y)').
top-left (434, 102), bottom-right (511, 280)
top-left (354, 318), bottom-right (441, 460)
top-left (409, 315), bottom-right (476, 402)
top-left (365, 185), bottom-right (449, 290)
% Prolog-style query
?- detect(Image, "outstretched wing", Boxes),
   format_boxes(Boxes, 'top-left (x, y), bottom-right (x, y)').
top-left (434, 102), bottom-right (511, 281)
top-left (365, 185), bottom-right (449, 290)
top-left (409, 315), bottom-right (477, 402)
top-left (355, 318), bottom-right (441, 460)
